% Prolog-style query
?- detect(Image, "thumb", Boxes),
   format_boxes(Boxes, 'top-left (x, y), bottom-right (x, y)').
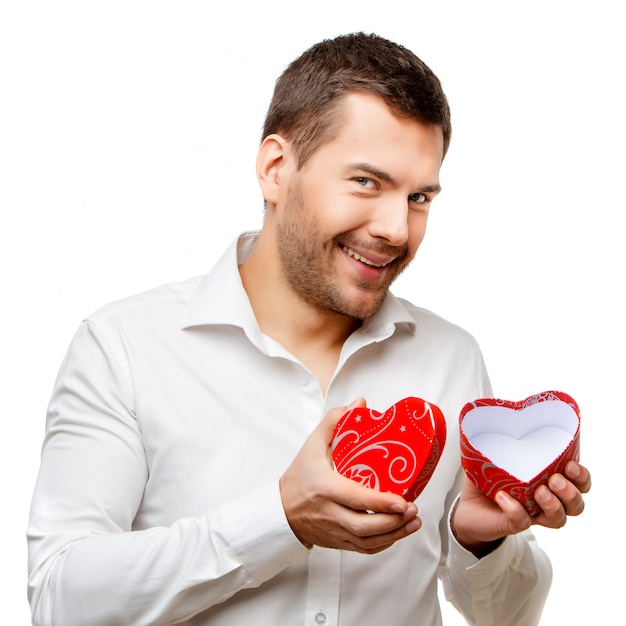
top-left (344, 397), bottom-right (367, 413)
top-left (320, 397), bottom-right (367, 444)
top-left (347, 397), bottom-right (367, 410)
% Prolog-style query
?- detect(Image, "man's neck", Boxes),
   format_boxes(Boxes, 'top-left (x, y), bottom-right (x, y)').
top-left (239, 230), bottom-right (359, 393)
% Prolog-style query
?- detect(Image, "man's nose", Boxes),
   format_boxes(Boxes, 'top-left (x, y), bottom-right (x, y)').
top-left (366, 196), bottom-right (409, 245)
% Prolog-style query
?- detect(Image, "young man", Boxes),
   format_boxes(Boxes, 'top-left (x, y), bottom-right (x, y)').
top-left (28, 33), bottom-right (590, 625)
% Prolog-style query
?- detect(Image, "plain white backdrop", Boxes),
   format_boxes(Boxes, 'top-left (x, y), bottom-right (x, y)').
top-left (2, 1), bottom-right (623, 623)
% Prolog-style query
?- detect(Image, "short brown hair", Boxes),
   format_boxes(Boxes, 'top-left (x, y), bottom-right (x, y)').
top-left (262, 32), bottom-right (451, 168)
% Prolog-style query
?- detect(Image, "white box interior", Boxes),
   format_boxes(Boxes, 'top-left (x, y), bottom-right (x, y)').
top-left (462, 400), bottom-right (579, 481)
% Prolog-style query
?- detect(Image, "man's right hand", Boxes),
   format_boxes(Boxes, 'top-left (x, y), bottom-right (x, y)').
top-left (279, 398), bottom-right (421, 554)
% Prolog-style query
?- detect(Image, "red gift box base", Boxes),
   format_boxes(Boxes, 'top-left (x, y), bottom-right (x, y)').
top-left (459, 391), bottom-right (581, 516)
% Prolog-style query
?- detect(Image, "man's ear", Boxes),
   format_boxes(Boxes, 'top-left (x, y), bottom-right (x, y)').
top-left (256, 134), bottom-right (293, 206)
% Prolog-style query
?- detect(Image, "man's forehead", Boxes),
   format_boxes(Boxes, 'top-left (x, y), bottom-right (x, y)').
top-left (322, 94), bottom-right (444, 177)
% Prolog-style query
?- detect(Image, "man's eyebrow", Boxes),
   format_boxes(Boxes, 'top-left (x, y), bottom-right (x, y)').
top-left (348, 162), bottom-right (441, 194)
top-left (417, 183), bottom-right (442, 194)
top-left (349, 162), bottom-right (395, 184)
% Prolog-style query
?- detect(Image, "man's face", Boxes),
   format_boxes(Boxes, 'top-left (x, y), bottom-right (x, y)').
top-left (275, 92), bottom-right (444, 321)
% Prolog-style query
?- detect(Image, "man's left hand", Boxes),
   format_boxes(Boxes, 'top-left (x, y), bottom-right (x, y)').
top-left (451, 460), bottom-right (592, 558)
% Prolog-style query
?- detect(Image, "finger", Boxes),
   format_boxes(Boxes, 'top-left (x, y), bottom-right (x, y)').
top-left (343, 514), bottom-right (422, 553)
top-left (534, 485), bottom-right (568, 527)
top-left (320, 397), bottom-right (367, 444)
top-left (353, 513), bottom-right (421, 543)
top-left (346, 506), bottom-right (420, 537)
top-left (564, 460), bottom-right (592, 494)
top-left (548, 473), bottom-right (585, 517)
top-left (342, 536), bottom-right (398, 555)
top-left (331, 472), bottom-right (415, 516)
top-left (331, 483), bottom-right (420, 542)
top-left (495, 490), bottom-right (533, 534)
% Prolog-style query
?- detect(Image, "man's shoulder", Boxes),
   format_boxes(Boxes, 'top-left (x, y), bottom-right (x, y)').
top-left (396, 297), bottom-right (480, 346)
top-left (86, 275), bottom-right (205, 328)
top-left (87, 236), bottom-right (244, 330)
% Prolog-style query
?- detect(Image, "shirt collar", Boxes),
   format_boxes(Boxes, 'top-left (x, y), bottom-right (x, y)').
top-left (182, 231), bottom-right (417, 340)
top-left (182, 231), bottom-right (259, 331)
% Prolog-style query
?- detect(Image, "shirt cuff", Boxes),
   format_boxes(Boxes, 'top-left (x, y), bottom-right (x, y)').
top-left (447, 494), bottom-right (515, 567)
top-left (448, 522), bottom-right (516, 573)
top-left (215, 480), bottom-right (310, 584)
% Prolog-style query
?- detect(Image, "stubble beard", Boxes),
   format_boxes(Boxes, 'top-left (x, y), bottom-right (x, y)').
top-left (276, 179), bottom-right (410, 321)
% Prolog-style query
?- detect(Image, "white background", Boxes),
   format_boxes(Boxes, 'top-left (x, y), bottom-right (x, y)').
top-left (2, 1), bottom-right (624, 623)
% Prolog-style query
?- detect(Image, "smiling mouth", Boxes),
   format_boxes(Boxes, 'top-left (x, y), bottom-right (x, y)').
top-left (340, 245), bottom-right (394, 268)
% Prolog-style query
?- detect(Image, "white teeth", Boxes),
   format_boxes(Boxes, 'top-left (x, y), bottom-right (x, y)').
top-left (341, 245), bottom-right (389, 268)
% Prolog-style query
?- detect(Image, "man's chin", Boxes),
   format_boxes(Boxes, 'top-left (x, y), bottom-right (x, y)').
top-left (332, 288), bottom-right (389, 321)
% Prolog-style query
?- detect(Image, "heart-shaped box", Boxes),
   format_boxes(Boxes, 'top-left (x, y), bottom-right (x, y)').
top-left (459, 390), bottom-right (581, 516)
top-left (331, 397), bottom-right (446, 501)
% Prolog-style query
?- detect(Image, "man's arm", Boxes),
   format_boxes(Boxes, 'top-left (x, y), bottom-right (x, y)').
top-left (440, 463), bottom-right (591, 626)
top-left (27, 321), bottom-right (309, 625)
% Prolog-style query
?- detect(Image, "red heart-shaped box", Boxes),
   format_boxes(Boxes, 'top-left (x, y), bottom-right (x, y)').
top-left (459, 390), bottom-right (581, 516)
top-left (331, 397), bottom-right (446, 501)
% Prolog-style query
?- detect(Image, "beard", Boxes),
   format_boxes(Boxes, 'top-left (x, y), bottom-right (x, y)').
top-left (276, 177), bottom-right (411, 321)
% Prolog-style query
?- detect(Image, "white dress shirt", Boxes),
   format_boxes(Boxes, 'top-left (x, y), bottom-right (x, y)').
top-left (28, 232), bottom-right (552, 625)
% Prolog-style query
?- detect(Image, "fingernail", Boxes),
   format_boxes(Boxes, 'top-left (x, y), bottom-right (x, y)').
top-left (404, 504), bottom-right (418, 519)
top-left (551, 475), bottom-right (566, 491)
top-left (495, 491), bottom-right (508, 507)
top-left (536, 486), bottom-right (551, 502)
top-left (567, 461), bottom-right (580, 478)
top-left (406, 518), bottom-right (421, 533)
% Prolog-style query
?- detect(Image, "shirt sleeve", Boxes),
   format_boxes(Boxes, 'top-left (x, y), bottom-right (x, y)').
top-left (437, 354), bottom-right (551, 626)
top-left (439, 485), bottom-right (552, 626)
top-left (27, 320), bottom-right (310, 626)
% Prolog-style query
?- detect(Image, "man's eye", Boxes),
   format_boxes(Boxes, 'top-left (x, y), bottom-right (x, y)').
top-left (409, 192), bottom-right (428, 204)
top-left (354, 177), bottom-right (377, 189)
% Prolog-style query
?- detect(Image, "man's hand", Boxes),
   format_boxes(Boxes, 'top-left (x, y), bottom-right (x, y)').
top-left (452, 460), bottom-right (592, 557)
top-left (279, 398), bottom-right (421, 554)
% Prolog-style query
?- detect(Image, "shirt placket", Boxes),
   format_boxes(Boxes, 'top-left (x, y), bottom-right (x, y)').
top-left (304, 547), bottom-right (342, 626)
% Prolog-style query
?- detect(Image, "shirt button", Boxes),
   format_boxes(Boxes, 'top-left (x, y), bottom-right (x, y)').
top-left (315, 611), bottom-right (327, 624)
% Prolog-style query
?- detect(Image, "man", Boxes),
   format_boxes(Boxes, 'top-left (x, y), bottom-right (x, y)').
top-left (28, 33), bottom-right (590, 625)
